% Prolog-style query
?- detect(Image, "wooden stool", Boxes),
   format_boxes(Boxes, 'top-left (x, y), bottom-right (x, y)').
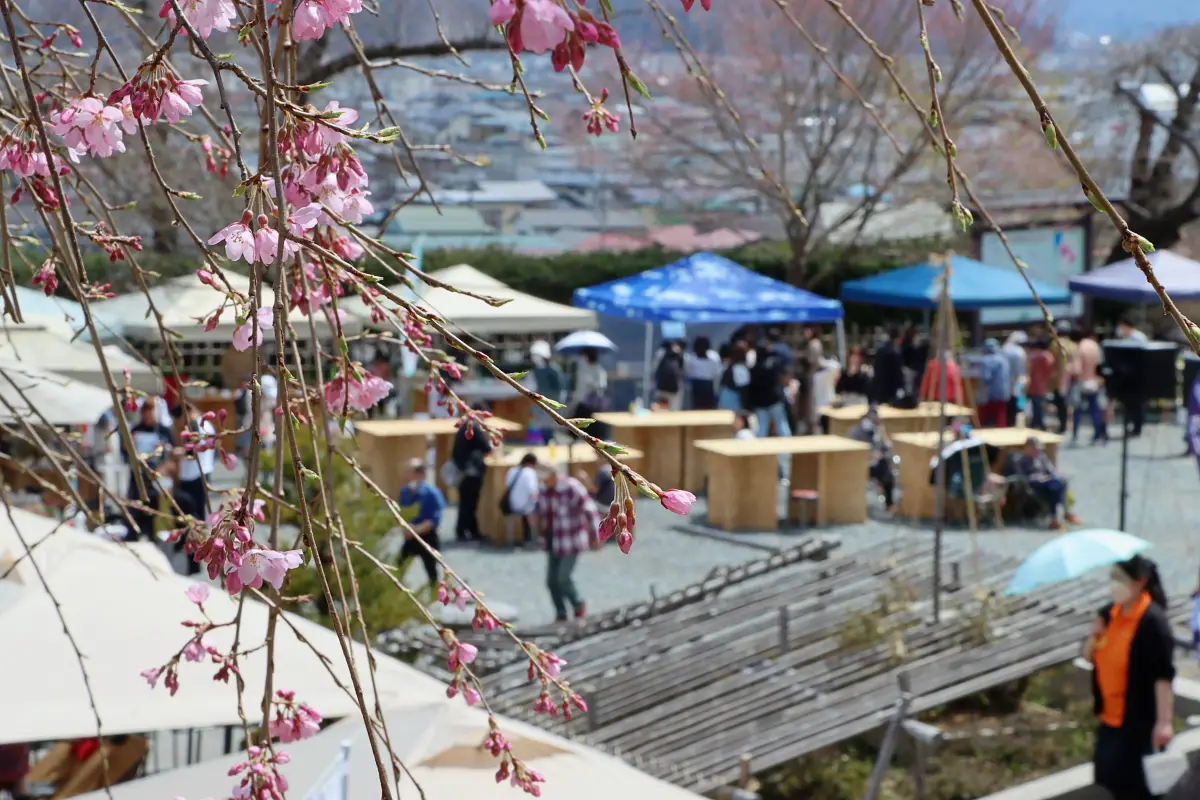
top-left (788, 489), bottom-right (819, 530)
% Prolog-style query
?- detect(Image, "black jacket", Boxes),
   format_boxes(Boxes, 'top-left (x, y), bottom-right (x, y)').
top-left (1091, 600), bottom-right (1176, 734)
top-left (870, 342), bottom-right (906, 404)
top-left (451, 420), bottom-right (492, 478)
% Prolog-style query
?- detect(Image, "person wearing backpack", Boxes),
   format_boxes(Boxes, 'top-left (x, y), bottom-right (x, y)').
top-left (747, 328), bottom-right (795, 480)
top-left (501, 453), bottom-right (540, 547)
top-left (654, 341), bottom-right (686, 410)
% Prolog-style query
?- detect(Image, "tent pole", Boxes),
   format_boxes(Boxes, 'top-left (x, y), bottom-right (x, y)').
top-left (835, 318), bottom-right (847, 364)
top-left (932, 260), bottom-right (951, 625)
top-left (641, 321), bottom-right (654, 404)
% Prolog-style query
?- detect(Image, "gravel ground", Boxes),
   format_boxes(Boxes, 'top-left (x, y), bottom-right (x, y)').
top-left (429, 422), bottom-right (1200, 626)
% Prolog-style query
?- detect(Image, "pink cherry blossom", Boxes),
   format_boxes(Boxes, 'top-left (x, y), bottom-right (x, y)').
top-left (185, 583), bottom-right (210, 604)
top-left (32, 261), bottom-right (59, 296)
top-left (489, 0), bottom-right (516, 25)
top-left (323, 372), bottom-right (393, 415)
top-left (159, 0), bottom-right (236, 39)
top-left (48, 97), bottom-right (126, 158)
top-left (225, 548), bottom-right (304, 594)
top-left (208, 221), bottom-right (256, 264)
top-left (340, 190), bottom-right (373, 224)
top-left (269, 691), bottom-right (322, 743)
top-left (448, 640), bottom-right (478, 671)
top-left (680, 0), bottom-right (712, 9)
top-left (617, 530), bottom-right (633, 554)
top-left (291, 0), bottom-right (363, 42)
top-left (659, 489), bottom-right (696, 515)
top-left (519, 0), bottom-right (574, 55)
top-left (254, 226), bottom-right (281, 263)
top-left (232, 307), bottom-right (275, 352)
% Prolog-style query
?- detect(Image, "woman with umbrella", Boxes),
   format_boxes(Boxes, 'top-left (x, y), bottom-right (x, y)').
top-left (1082, 555), bottom-right (1176, 799)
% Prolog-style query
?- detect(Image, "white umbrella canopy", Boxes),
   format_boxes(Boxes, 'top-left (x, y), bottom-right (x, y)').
top-left (80, 700), bottom-right (704, 800)
top-left (0, 508), bottom-right (447, 745)
top-left (358, 264), bottom-right (597, 336)
top-left (0, 362), bottom-right (120, 426)
top-left (96, 273), bottom-right (361, 343)
top-left (0, 323), bottom-right (161, 394)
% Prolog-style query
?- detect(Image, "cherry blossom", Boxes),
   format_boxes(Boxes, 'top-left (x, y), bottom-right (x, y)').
top-left (232, 307), bottom-right (275, 352)
top-left (494, 0), bottom-right (576, 56)
top-left (48, 97), bottom-right (126, 159)
top-left (185, 583), bottom-right (210, 605)
top-left (225, 548), bottom-right (304, 594)
top-left (323, 371), bottom-right (393, 415)
top-left (268, 690), bottom-right (322, 743)
top-left (158, 0), bottom-right (236, 39)
top-left (291, 0), bottom-right (363, 42)
top-left (209, 212), bottom-right (257, 264)
top-left (228, 746), bottom-right (290, 800)
top-left (32, 261), bottom-right (58, 296)
top-left (680, 0), bottom-right (713, 9)
top-left (447, 639), bottom-right (478, 671)
top-left (659, 489), bottom-right (696, 515)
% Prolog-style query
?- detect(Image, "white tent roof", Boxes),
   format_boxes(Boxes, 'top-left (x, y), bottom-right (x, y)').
top-left (368, 264), bottom-right (596, 336)
top-left (0, 508), bottom-right (447, 745)
top-left (0, 361), bottom-right (120, 426)
top-left (0, 323), bottom-right (161, 394)
top-left (80, 700), bottom-right (702, 800)
top-left (10, 286), bottom-right (84, 328)
top-left (96, 273), bottom-right (362, 343)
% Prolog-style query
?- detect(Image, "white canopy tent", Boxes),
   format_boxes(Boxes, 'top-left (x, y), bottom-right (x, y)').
top-left (0, 323), bottom-right (161, 394)
top-left (94, 273), bottom-right (362, 343)
top-left (0, 362), bottom-right (120, 426)
top-left (367, 264), bottom-right (597, 336)
top-left (79, 699), bottom-right (703, 800)
top-left (8, 286), bottom-right (85, 330)
top-left (0, 508), bottom-right (446, 745)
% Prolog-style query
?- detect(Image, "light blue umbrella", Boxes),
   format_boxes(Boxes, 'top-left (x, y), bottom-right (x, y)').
top-left (1004, 529), bottom-right (1150, 596)
top-left (554, 330), bottom-right (617, 355)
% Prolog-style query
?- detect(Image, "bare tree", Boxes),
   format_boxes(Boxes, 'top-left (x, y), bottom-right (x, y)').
top-left (622, 0), bottom-right (1046, 286)
top-left (1107, 26), bottom-right (1200, 262)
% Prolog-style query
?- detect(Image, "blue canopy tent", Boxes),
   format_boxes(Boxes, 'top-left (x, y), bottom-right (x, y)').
top-left (573, 252), bottom-right (845, 399)
top-left (1069, 250), bottom-right (1200, 303)
top-left (839, 255), bottom-right (1072, 310)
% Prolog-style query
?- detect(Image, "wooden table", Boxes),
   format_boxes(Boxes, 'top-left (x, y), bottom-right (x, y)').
top-left (892, 427), bottom-right (1065, 520)
top-left (477, 443), bottom-right (643, 546)
top-left (593, 410), bottom-right (735, 493)
top-left (820, 402), bottom-right (975, 438)
top-left (354, 417), bottom-right (521, 501)
top-left (693, 435), bottom-right (870, 532)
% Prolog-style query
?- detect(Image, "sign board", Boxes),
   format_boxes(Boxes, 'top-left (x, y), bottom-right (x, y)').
top-left (979, 226), bottom-right (1085, 326)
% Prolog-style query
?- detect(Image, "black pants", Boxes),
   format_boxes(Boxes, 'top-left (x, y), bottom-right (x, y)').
top-left (456, 474), bottom-right (483, 541)
top-left (399, 532), bottom-right (441, 585)
top-left (1052, 389), bottom-right (1068, 434)
top-left (688, 379), bottom-right (717, 410)
top-left (126, 478), bottom-right (159, 542)
top-left (870, 459), bottom-right (895, 506)
top-left (1126, 400), bottom-right (1146, 436)
top-left (173, 476), bottom-right (208, 575)
top-left (1094, 723), bottom-right (1157, 800)
top-left (1007, 396), bottom-right (1020, 427)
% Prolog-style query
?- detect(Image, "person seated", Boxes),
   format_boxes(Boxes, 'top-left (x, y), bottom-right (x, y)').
top-left (847, 406), bottom-right (896, 511)
top-left (1013, 436), bottom-right (1079, 529)
top-left (733, 410), bottom-right (756, 440)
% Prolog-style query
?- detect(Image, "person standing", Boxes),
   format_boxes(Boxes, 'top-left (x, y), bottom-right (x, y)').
top-left (397, 458), bottom-right (446, 587)
top-left (1071, 329), bottom-right (1108, 445)
top-left (534, 467), bottom-right (600, 622)
top-left (124, 398), bottom-right (176, 542)
top-left (173, 406), bottom-right (216, 575)
top-left (747, 327), bottom-right (794, 479)
top-left (1002, 332), bottom-right (1029, 426)
top-left (918, 351), bottom-right (965, 405)
top-left (653, 340), bottom-right (686, 410)
top-left (685, 337), bottom-right (721, 410)
top-left (1024, 339), bottom-right (1057, 431)
top-left (450, 409), bottom-right (492, 543)
top-left (1117, 316), bottom-right (1149, 437)
top-left (835, 345), bottom-right (873, 405)
top-left (870, 327), bottom-right (907, 405)
top-left (1082, 556), bottom-right (1175, 800)
top-left (530, 341), bottom-right (566, 445)
top-left (718, 341), bottom-right (752, 411)
top-left (502, 452), bottom-right (540, 547)
top-left (976, 339), bottom-right (1012, 428)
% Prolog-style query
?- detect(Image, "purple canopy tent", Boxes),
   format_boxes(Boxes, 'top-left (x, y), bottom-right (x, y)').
top-left (1068, 250), bottom-right (1200, 303)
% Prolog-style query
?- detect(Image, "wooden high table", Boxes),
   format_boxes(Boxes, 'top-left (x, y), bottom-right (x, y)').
top-left (477, 443), bottom-right (643, 546)
top-left (593, 410), bottom-right (735, 494)
top-left (820, 402), bottom-right (975, 438)
top-left (354, 417), bottom-right (521, 501)
top-left (892, 427), bottom-right (1065, 520)
top-left (693, 435), bottom-right (871, 532)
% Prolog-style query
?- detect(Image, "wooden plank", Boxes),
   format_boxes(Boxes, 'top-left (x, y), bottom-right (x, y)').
top-left (695, 434), bottom-right (871, 457)
top-left (594, 410), bottom-right (736, 428)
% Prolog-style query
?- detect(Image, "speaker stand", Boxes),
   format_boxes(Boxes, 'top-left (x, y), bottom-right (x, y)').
top-left (1118, 399), bottom-right (1130, 532)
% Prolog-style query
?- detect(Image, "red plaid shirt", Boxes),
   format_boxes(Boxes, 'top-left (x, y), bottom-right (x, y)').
top-left (535, 476), bottom-right (601, 556)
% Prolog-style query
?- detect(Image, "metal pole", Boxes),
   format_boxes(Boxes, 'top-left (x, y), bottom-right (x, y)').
top-left (641, 321), bottom-right (654, 404)
top-left (932, 264), bottom-right (951, 624)
top-left (1119, 400), bottom-right (1130, 531)
top-left (864, 674), bottom-right (914, 800)
top-left (339, 740), bottom-right (352, 800)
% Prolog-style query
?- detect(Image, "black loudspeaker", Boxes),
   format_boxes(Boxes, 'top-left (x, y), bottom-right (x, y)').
top-left (1100, 340), bottom-right (1179, 404)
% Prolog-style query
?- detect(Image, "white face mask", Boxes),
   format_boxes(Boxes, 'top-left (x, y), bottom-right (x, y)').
top-left (1109, 580), bottom-right (1133, 605)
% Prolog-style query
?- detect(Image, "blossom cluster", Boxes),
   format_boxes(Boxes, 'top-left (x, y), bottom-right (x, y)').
top-left (268, 689), bottom-right (323, 742)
